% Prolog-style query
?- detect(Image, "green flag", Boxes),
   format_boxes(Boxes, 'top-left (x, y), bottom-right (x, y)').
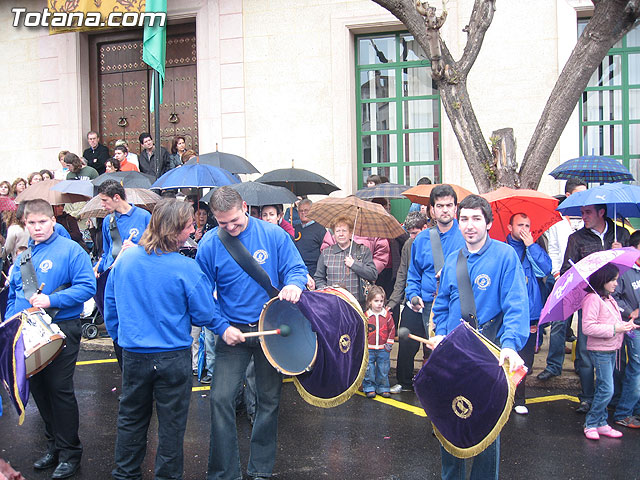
top-left (143, 0), bottom-right (167, 112)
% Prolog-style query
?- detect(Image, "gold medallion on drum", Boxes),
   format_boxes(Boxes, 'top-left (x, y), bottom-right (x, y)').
top-left (339, 334), bottom-right (351, 353)
top-left (452, 395), bottom-right (473, 419)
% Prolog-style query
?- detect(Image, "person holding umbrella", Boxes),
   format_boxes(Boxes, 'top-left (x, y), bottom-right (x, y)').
top-left (560, 203), bottom-right (630, 414)
top-left (313, 216), bottom-right (378, 307)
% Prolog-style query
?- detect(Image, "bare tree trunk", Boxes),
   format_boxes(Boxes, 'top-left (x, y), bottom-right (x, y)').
top-left (374, 0), bottom-right (640, 192)
top-left (373, 0), bottom-right (497, 192)
top-left (519, 0), bottom-right (640, 189)
top-left (491, 128), bottom-right (518, 187)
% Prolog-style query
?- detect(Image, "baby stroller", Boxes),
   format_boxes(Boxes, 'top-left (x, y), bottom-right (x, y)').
top-left (81, 297), bottom-right (104, 339)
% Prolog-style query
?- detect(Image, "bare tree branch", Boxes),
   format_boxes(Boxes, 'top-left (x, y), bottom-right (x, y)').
top-left (457, 0), bottom-right (496, 75)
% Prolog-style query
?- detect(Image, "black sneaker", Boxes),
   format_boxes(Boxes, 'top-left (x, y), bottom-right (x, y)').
top-left (576, 401), bottom-right (591, 414)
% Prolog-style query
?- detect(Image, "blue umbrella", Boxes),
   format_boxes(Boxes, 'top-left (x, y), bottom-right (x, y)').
top-left (150, 164), bottom-right (239, 190)
top-left (549, 154), bottom-right (634, 183)
top-left (50, 179), bottom-right (94, 198)
top-left (556, 183), bottom-right (640, 218)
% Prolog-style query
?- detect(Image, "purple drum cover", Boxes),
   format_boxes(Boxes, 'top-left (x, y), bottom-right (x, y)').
top-left (413, 323), bottom-right (511, 457)
top-left (0, 314), bottom-right (29, 424)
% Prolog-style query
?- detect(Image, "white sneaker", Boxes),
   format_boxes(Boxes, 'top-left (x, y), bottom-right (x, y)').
top-left (390, 384), bottom-right (403, 394)
top-left (514, 405), bottom-right (529, 415)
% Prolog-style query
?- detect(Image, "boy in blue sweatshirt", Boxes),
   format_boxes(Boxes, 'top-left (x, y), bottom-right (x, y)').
top-left (431, 195), bottom-right (529, 480)
top-left (6, 199), bottom-right (95, 479)
top-left (103, 199), bottom-right (226, 480)
top-left (196, 186), bottom-right (307, 480)
top-left (94, 180), bottom-right (151, 368)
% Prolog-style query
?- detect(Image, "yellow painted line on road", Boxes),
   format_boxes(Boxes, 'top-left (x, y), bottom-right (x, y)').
top-left (526, 394), bottom-right (579, 404)
top-left (76, 360), bottom-right (580, 408)
top-left (76, 358), bottom-right (118, 366)
top-left (355, 391), bottom-right (427, 417)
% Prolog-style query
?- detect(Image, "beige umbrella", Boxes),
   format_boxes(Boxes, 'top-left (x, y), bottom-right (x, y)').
top-left (78, 188), bottom-right (162, 219)
top-left (402, 184), bottom-right (474, 206)
top-left (308, 195), bottom-right (405, 239)
top-left (15, 179), bottom-right (90, 205)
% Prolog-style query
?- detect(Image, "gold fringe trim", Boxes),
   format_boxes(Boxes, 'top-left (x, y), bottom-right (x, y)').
top-left (4, 315), bottom-right (27, 425)
top-left (432, 322), bottom-right (517, 459)
top-left (293, 288), bottom-right (369, 408)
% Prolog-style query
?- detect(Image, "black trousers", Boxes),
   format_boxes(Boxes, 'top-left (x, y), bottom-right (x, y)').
top-left (515, 324), bottom-right (537, 406)
top-left (29, 318), bottom-right (83, 464)
top-left (396, 307), bottom-right (427, 389)
top-left (113, 348), bottom-right (192, 480)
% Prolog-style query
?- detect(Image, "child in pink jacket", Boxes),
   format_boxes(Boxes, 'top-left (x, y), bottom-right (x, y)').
top-left (363, 286), bottom-right (395, 399)
top-left (582, 263), bottom-right (638, 440)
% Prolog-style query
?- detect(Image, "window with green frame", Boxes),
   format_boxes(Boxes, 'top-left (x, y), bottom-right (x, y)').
top-left (579, 20), bottom-right (640, 184)
top-left (355, 32), bottom-right (441, 188)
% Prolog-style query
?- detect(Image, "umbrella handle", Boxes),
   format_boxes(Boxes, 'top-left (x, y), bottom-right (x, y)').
top-left (348, 208), bottom-right (359, 257)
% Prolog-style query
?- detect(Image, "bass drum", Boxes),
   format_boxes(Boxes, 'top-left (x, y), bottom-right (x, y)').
top-left (259, 297), bottom-right (318, 376)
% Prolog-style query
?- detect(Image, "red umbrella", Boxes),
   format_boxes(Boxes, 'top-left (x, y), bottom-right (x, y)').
top-left (480, 187), bottom-right (562, 243)
top-left (0, 196), bottom-right (17, 212)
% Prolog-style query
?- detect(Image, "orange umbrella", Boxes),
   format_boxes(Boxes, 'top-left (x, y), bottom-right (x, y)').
top-left (403, 184), bottom-right (474, 206)
top-left (480, 187), bottom-right (562, 242)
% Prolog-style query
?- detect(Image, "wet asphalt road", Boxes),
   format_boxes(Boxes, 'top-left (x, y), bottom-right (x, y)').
top-left (1, 350), bottom-right (640, 479)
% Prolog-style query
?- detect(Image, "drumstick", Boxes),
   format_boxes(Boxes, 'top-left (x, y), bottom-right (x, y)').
top-left (243, 324), bottom-right (291, 338)
top-left (36, 283), bottom-right (45, 294)
top-left (398, 327), bottom-right (430, 345)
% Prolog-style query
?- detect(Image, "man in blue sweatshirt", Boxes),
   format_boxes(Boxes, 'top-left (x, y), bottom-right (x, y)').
top-left (94, 180), bottom-right (151, 368)
top-left (405, 184), bottom-right (465, 336)
top-left (506, 213), bottom-right (552, 415)
top-left (6, 199), bottom-right (96, 479)
top-left (196, 186), bottom-right (308, 480)
top-left (431, 195), bottom-right (529, 480)
top-left (103, 199), bottom-right (227, 480)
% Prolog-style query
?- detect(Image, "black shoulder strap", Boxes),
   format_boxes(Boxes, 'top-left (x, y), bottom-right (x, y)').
top-left (217, 228), bottom-right (279, 298)
top-left (456, 250), bottom-right (477, 329)
top-left (430, 227), bottom-right (445, 274)
top-left (109, 213), bottom-right (123, 260)
top-left (19, 247), bottom-right (38, 299)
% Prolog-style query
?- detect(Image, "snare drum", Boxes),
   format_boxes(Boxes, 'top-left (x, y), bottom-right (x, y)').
top-left (14, 308), bottom-right (66, 377)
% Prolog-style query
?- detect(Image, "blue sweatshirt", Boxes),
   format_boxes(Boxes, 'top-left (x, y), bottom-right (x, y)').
top-left (506, 234), bottom-right (552, 321)
top-left (196, 216), bottom-right (308, 334)
top-left (103, 245), bottom-right (223, 353)
top-left (6, 232), bottom-right (96, 322)
top-left (405, 220), bottom-right (465, 302)
top-left (432, 236), bottom-right (529, 351)
top-left (98, 205), bottom-right (150, 272)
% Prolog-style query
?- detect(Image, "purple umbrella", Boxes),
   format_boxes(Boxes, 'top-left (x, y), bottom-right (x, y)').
top-left (539, 248), bottom-right (640, 326)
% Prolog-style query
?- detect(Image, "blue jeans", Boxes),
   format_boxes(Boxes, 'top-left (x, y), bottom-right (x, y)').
top-left (576, 311), bottom-right (595, 404)
top-left (207, 325), bottom-right (282, 480)
top-left (204, 328), bottom-right (217, 376)
top-left (440, 437), bottom-right (499, 480)
top-left (615, 333), bottom-right (640, 420)
top-left (545, 319), bottom-right (568, 376)
top-left (585, 351), bottom-right (616, 429)
top-left (113, 348), bottom-right (192, 480)
top-left (363, 349), bottom-right (390, 393)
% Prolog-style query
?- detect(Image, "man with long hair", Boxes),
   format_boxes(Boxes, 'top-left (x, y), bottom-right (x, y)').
top-left (103, 199), bottom-right (228, 480)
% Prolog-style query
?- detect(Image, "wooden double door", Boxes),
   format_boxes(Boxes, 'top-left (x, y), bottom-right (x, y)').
top-left (89, 24), bottom-right (198, 156)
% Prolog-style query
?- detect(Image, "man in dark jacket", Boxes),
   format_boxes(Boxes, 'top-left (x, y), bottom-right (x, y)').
top-left (82, 131), bottom-right (110, 175)
top-left (560, 203), bottom-right (629, 413)
top-left (138, 132), bottom-right (171, 180)
top-left (293, 199), bottom-right (326, 277)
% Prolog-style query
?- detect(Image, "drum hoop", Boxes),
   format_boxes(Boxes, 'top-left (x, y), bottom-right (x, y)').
top-left (20, 307), bottom-right (66, 378)
top-left (428, 322), bottom-right (516, 459)
top-left (258, 296), bottom-right (318, 376)
top-left (25, 337), bottom-right (65, 378)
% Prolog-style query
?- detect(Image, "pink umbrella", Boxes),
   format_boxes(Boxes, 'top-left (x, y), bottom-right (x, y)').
top-left (539, 248), bottom-right (640, 326)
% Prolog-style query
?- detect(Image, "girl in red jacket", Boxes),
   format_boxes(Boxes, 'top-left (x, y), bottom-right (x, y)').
top-left (363, 286), bottom-right (395, 398)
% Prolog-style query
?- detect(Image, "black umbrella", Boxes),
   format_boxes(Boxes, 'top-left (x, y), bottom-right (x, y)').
top-left (354, 182), bottom-right (409, 199)
top-left (92, 172), bottom-right (156, 189)
top-left (202, 182), bottom-right (298, 206)
top-left (255, 167), bottom-right (339, 196)
top-left (185, 147), bottom-right (259, 174)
